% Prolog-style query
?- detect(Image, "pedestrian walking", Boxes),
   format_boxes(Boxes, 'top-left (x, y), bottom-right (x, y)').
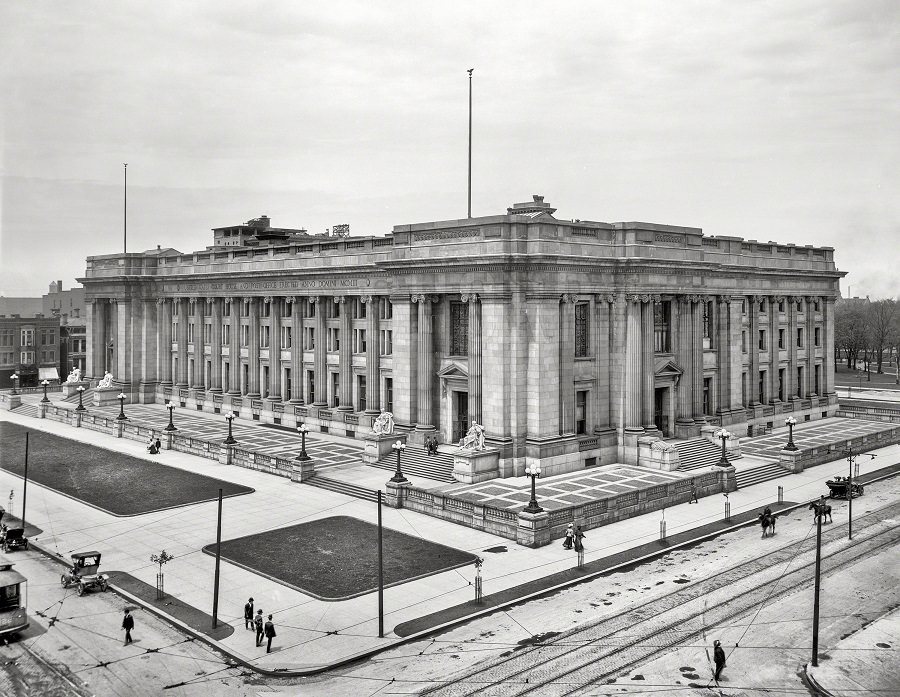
top-left (689, 481), bottom-right (698, 503)
top-left (122, 609), bottom-right (135, 645)
top-left (264, 614), bottom-right (277, 653)
top-left (254, 609), bottom-right (264, 646)
top-left (562, 524), bottom-right (574, 549)
top-left (573, 525), bottom-right (586, 553)
top-left (713, 640), bottom-right (726, 681)
top-left (154, 438), bottom-right (162, 453)
top-left (244, 597), bottom-right (254, 630)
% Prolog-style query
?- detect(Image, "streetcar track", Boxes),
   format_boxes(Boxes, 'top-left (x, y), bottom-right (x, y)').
top-left (423, 499), bottom-right (900, 696)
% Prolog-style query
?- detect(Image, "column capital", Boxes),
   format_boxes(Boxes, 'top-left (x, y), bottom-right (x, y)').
top-left (359, 294), bottom-right (374, 304)
top-left (332, 296), bottom-right (346, 304)
top-left (308, 296), bottom-right (320, 304)
top-left (284, 296), bottom-right (295, 304)
top-left (242, 296), bottom-right (254, 304)
top-left (651, 294), bottom-right (663, 304)
top-left (461, 292), bottom-right (479, 303)
top-left (789, 295), bottom-right (804, 305)
top-left (560, 293), bottom-right (578, 304)
top-left (411, 294), bottom-right (437, 304)
top-left (156, 298), bottom-right (167, 306)
top-left (595, 293), bottom-right (617, 304)
top-left (263, 296), bottom-right (273, 305)
top-left (717, 295), bottom-right (732, 305)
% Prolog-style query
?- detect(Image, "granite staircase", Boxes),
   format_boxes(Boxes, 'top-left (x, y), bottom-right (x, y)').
top-left (736, 462), bottom-right (788, 489)
top-left (675, 438), bottom-right (743, 471)
top-left (371, 446), bottom-right (456, 483)
top-left (303, 474), bottom-right (379, 502)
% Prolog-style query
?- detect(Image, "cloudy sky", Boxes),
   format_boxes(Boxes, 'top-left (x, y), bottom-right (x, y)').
top-left (1, 1), bottom-right (897, 298)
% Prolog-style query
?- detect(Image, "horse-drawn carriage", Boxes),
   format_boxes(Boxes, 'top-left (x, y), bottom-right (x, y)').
top-left (60, 551), bottom-right (108, 596)
top-left (826, 475), bottom-right (863, 499)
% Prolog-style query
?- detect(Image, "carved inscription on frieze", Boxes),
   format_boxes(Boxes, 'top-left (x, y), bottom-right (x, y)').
top-left (171, 278), bottom-right (371, 293)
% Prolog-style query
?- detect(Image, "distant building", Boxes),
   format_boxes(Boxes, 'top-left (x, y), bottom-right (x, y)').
top-left (79, 197), bottom-right (844, 475)
top-left (0, 313), bottom-right (60, 388)
top-left (43, 280), bottom-right (87, 378)
top-left (0, 297), bottom-right (43, 316)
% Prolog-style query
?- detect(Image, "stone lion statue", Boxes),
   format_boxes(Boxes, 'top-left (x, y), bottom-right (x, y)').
top-left (97, 371), bottom-right (114, 388)
top-left (372, 410), bottom-right (395, 436)
top-left (458, 421), bottom-right (486, 451)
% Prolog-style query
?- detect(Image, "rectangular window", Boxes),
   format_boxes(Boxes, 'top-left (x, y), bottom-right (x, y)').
top-left (778, 300), bottom-right (785, 313)
top-left (379, 298), bottom-right (393, 320)
top-left (702, 302), bottom-right (713, 349)
top-left (758, 330), bottom-right (766, 350)
top-left (741, 300), bottom-right (746, 314)
top-left (327, 301), bottom-right (340, 319)
top-left (240, 325), bottom-right (249, 347)
top-left (814, 327), bottom-right (821, 346)
top-left (284, 367), bottom-right (292, 400)
top-left (380, 329), bottom-right (393, 355)
top-left (20, 329), bottom-right (34, 346)
top-left (814, 299), bottom-right (821, 312)
top-left (260, 325), bottom-right (270, 348)
top-left (21, 351), bottom-right (34, 364)
top-left (449, 302), bottom-right (469, 355)
top-left (778, 329), bottom-right (785, 349)
top-left (815, 365), bottom-right (821, 394)
top-left (575, 390), bottom-right (587, 434)
top-left (384, 377), bottom-right (393, 413)
top-left (222, 324), bottom-right (230, 344)
top-left (281, 326), bottom-right (292, 349)
top-left (261, 302), bottom-right (270, 318)
top-left (223, 302), bottom-right (231, 317)
top-left (358, 375), bottom-right (367, 412)
top-left (188, 323), bottom-right (195, 343)
top-left (741, 331), bottom-right (747, 353)
top-left (331, 372), bottom-right (340, 408)
top-left (327, 327), bottom-right (340, 352)
top-left (778, 368), bottom-right (785, 401)
top-left (797, 328), bottom-right (803, 347)
top-left (303, 327), bottom-right (315, 350)
top-left (354, 328), bottom-right (366, 354)
top-left (354, 299), bottom-right (367, 319)
top-left (303, 301), bottom-right (316, 319)
top-left (204, 323), bottom-right (211, 343)
top-left (0, 331), bottom-right (13, 347)
top-left (307, 370), bottom-right (315, 404)
top-left (759, 371), bottom-right (766, 403)
top-left (797, 300), bottom-right (803, 312)
top-left (760, 300), bottom-right (766, 313)
top-left (742, 372), bottom-right (748, 406)
top-left (703, 377), bottom-right (712, 415)
top-left (796, 367), bottom-right (803, 397)
top-left (282, 301), bottom-right (292, 318)
top-left (575, 303), bottom-right (589, 356)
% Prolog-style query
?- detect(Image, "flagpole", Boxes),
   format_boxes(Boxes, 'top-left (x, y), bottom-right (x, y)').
top-left (467, 68), bottom-right (473, 218)
top-left (123, 163), bottom-right (128, 253)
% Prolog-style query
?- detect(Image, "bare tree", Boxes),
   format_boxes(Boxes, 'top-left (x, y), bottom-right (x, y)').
top-left (835, 299), bottom-right (870, 369)
top-left (867, 299), bottom-right (898, 374)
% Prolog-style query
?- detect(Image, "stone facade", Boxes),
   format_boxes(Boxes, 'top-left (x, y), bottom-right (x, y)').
top-left (78, 196), bottom-right (844, 476)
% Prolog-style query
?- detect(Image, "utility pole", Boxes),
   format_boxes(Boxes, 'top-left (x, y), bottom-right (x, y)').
top-left (212, 488), bottom-right (223, 628)
top-left (811, 502), bottom-right (823, 666)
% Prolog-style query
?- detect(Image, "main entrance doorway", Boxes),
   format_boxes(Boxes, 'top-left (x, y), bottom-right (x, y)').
top-left (654, 387), bottom-right (668, 436)
top-left (453, 392), bottom-right (469, 442)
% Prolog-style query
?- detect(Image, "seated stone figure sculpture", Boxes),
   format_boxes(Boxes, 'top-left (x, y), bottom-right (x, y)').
top-left (372, 410), bottom-right (395, 436)
top-left (458, 421), bottom-right (486, 451)
top-left (97, 371), bottom-right (114, 388)
top-left (66, 367), bottom-right (83, 384)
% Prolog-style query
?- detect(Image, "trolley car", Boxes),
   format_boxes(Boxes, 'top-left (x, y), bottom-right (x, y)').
top-left (0, 557), bottom-right (29, 638)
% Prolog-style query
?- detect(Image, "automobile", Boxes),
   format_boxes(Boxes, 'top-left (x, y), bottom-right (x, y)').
top-left (60, 551), bottom-right (108, 596)
top-left (0, 527), bottom-right (29, 553)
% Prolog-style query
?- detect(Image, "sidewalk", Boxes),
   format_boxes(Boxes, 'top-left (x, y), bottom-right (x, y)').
top-left (1, 403), bottom-right (898, 676)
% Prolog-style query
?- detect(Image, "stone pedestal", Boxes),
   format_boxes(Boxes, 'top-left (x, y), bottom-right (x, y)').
top-left (290, 459), bottom-right (315, 482)
top-left (115, 421), bottom-right (125, 438)
top-left (163, 432), bottom-right (175, 451)
top-left (93, 387), bottom-right (121, 407)
top-left (452, 448), bottom-right (500, 484)
top-left (363, 433), bottom-right (407, 465)
top-left (384, 479), bottom-right (411, 508)
top-left (218, 444), bottom-right (234, 465)
top-left (638, 437), bottom-right (681, 471)
top-left (38, 403), bottom-right (47, 419)
top-left (3, 395), bottom-right (22, 411)
top-left (516, 509), bottom-right (551, 548)
top-left (718, 464), bottom-right (737, 492)
top-left (61, 381), bottom-right (90, 398)
top-left (779, 448), bottom-right (803, 474)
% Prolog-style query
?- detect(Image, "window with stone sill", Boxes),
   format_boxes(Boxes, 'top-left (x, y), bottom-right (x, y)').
top-left (327, 327), bottom-right (340, 352)
top-left (652, 301), bottom-right (670, 353)
top-left (281, 326), bottom-right (292, 349)
top-left (449, 302), bottom-right (468, 356)
top-left (575, 302), bottom-right (589, 356)
top-left (379, 298), bottom-right (393, 320)
top-left (303, 327), bottom-right (315, 350)
top-left (260, 325), bottom-right (270, 348)
top-left (380, 329), bottom-right (393, 355)
top-left (302, 301), bottom-right (316, 319)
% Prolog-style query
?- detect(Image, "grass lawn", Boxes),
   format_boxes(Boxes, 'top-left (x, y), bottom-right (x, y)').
top-left (202, 516), bottom-right (479, 600)
top-left (0, 422), bottom-right (254, 516)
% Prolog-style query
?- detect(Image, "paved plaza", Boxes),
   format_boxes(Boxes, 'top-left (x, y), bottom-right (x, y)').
top-left (740, 418), bottom-right (891, 460)
top-left (1, 396), bottom-right (898, 679)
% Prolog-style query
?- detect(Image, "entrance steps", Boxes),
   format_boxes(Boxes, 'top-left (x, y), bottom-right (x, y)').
top-left (61, 388), bottom-right (95, 406)
top-left (11, 403), bottom-right (40, 418)
top-left (303, 474), bottom-right (379, 502)
top-left (736, 462), bottom-right (787, 489)
top-left (371, 446), bottom-right (456, 483)
top-left (675, 438), bottom-right (743, 471)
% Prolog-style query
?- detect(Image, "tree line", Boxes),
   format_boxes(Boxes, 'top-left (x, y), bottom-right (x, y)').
top-left (834, 297), bottom-right (899, 381)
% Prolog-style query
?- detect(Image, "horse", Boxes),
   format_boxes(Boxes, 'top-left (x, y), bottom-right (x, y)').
top-left (758, 511), bottom-right (776, 538)
top-left (809, 500), bottom-right (832, 523)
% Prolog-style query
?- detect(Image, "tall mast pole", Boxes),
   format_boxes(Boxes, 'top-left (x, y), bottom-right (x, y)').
top-left (467, 69), bottom-right (473, 219)
top-left (123, 163), bottom-right (128, 253)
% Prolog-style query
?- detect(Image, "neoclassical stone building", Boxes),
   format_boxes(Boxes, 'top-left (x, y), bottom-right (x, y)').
top-left (80, 196), bottom-right (843, 476)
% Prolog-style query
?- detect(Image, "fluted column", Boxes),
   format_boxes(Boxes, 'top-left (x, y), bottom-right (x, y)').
top-left (157, 299), bottom-right (173, 386)
top-left (187, 299), bottom-right (201, 388)
top-left (624, 295), bottom-right (643, 432)
top-left (313, 297), bottom-right (327, 405)
top-left (769, 296), bottom-right (781, 402)
top-left (266, 297), bottom-right (281, 400)
top-left (413, 294), bottom-right (436, 430)
top-left (363, 295), bottom-right (380, 413)
top-left (288, 298), bottom-right (302, 403)
top-left (715, 295), bottom-right (732, 414)
top-left (94, 299), bottom-right (108, 377)
top-left (806, 296), bottom-right (816, 396)
top-left (691, 298), bottom-right (705, 420)
top-left (335, 297), bottom-right (352, 410)
top-left (246, 297), bottom-right (260, 397)
top-left (641, 296), bottom-right (657, 430)
top-left (174, 298), bottom-right (189, 387)
top-left (209, 298), bottom-right (223, 392)
top-left (788, 296), bottom-right (799, 399)
top-left (463, 293), bottom-right (482, 426)
top-left (559, 294), bottom-right (577, 434)
top-left (226, 298), bottom-right (241, 394)
top-left (675, 296), bottom-right (694, 424)
top-left (823, 297), bottom-right (836, 396)
top-left (748, 296), bottom-right (760, 404)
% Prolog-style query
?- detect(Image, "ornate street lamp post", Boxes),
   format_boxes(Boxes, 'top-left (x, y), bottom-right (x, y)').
top-left (40, 379), bottom-right (50, 403)
top-left (295, 423), bottom-right (310, 461)
top-left (75, 385), bottom-right (86, 412)
top-left (390, 440), bottom-right (408, 483)
top-left (785, 416), bottom-right (797, 451)
top-left (164, 401), bottom-right (177, 431)
top-left (718, 429), bottom-right (732, 467)
top-left (10, 372), bottom-right (19, 396)
top-left (523, 463), bottom-right (543, 513)
top-left (116, 392), bottom-right (128, 420)
top-left (223, 411), bottom-right (237, 445)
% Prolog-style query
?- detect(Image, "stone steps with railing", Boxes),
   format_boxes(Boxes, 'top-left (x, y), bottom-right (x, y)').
top-left (371, 446), bottom-right (456, 483)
